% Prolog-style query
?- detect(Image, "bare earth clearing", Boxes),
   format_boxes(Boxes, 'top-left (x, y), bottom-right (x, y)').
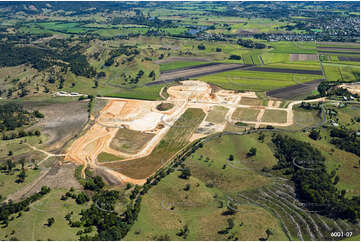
top-left (64, 80), bottom-right (325, 185)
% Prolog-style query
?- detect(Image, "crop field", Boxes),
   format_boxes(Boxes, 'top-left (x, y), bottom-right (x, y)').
top-left (110, 128), bottom-right (155, 154)
top-left (152, 63), bottom-right (245, 85)
top-left (322, 64), bottom-right (360, 82)
top-left (103, 108), bottom-right (206, 179)
top-left (266, 79), bottom-right (322, 99)
top-left (199, 69), bottom-right (322, 92)
top-left (248, 66), bottom-right (322, 75)
top-left (269, 41), bottom-right (317, 54)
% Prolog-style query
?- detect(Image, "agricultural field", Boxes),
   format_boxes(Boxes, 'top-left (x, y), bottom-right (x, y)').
top-left (199, 69), bottom-right (322, 92)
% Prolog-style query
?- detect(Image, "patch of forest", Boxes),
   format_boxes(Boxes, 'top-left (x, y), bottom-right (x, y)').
top-left (272, 134), bottom-right (359, 222)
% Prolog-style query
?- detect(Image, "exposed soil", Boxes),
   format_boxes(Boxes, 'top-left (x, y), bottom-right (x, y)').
top-left (64, 80), bottom-right (327, 184)
top-left (26, 101), bottom-right (89, 152)
top-left (338, 56), bottom-right (360, 62)
top-left (266, 79), bottom-right (323, 99)
top-left (290, 54), bottom-right (318, 61)
top-left (247, 67), bottom-right (322, 75)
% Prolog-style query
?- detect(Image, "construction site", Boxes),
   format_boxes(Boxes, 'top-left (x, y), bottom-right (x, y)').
top-left (64, 80), bottom-right (324, 185)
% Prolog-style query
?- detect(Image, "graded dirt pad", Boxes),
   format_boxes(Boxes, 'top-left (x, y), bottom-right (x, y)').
top-left (266, 79), bottom-right (323, 99)
top-left (289, 54), bottom-right (318, 61)
top-left (205, 106), bottom-right (229, 124)
top-left (247, 67), bottom-right (323, 75)
top-left (338, 56), bottom-right (360, 62)
top-left (26, 101), bottom-right (89, 151)
top-left (102, 108), bottom-right (206, 179)
top-left (154, 56), bottom-right (211, 64)
top-left (109, 128), bottom-right (156, 154)
top-left (147, 63), bottom-right (246, 85)
top-left (232, 108), bottom-right (260, 122)
top-left (261, 109), bottom-right (288, 123)
top-left (239, 97), bottom-right (263, 106)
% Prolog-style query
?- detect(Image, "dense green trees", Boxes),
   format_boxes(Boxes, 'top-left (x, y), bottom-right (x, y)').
top-left (329, 127), bottom-right (359, 156)
top-left (237, 39), bottom-right (266, 49)
top-left (272, 135), bottom-right (359, 222)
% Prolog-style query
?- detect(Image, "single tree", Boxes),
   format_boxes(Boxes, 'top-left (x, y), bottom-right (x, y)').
top-left (247, 147), bottom-right (257, 157)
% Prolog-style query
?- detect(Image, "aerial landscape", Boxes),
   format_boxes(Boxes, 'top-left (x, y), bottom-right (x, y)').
top-left (0, 1), bottom-right (360, 241)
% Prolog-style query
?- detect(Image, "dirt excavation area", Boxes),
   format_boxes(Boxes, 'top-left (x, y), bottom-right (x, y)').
top-left (338, 83), bottom-right (360, 96)
top-left (64, 80), bottom-right (324, 184)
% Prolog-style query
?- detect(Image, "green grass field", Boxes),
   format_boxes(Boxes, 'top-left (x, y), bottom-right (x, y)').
top-left (0, 166), bottom-right (41, 201)
top-left (97, 152), bottom-right (123, 162)
top-left (199, 69), bottom-right (321, 91)
top-left (125, 133), bottom-right (287, 241)
top-left (0, 188), bottom-right (91, 240)
top-left (159, 61), bottom-right (209, 72)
